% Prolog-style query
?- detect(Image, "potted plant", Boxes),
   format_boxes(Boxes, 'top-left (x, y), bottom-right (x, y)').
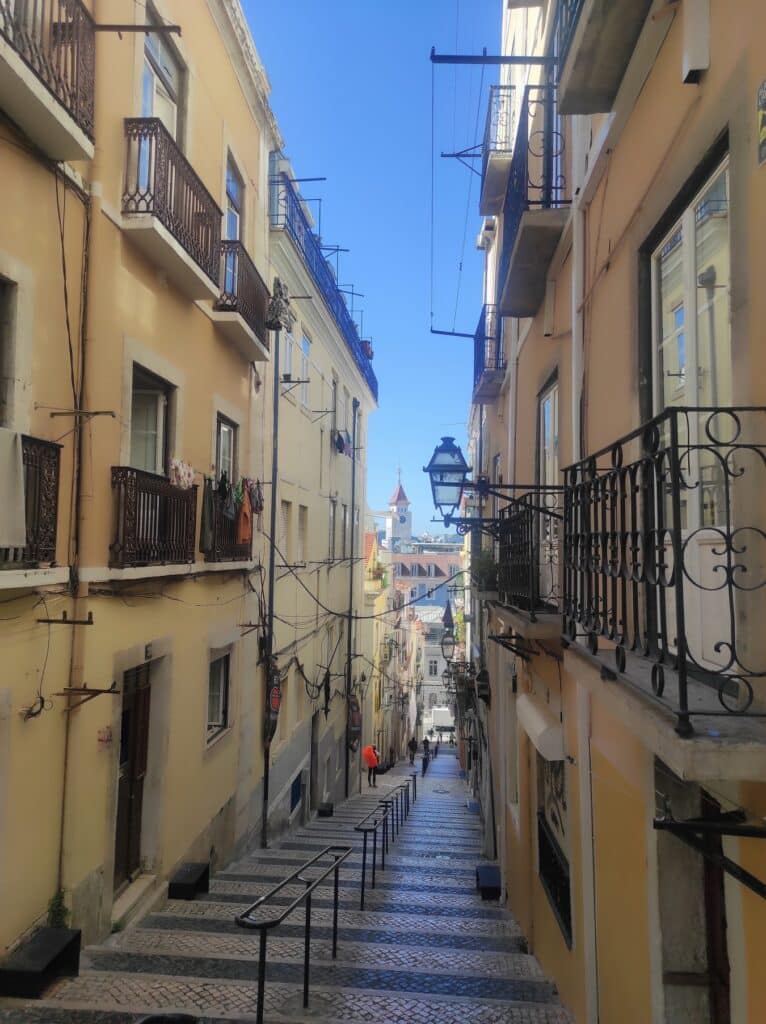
top-left (471, 548), bottom-right (498, 600)
top-left (361, 339), bottom-right (374, 359)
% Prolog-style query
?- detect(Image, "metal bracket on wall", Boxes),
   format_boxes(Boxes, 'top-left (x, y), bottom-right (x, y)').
top-left (488, 633), bottom-right (535, 661)
top-left (52, 681), bottom-right (120, 712)
top-left (654, 813), bottom-right (766, 900)
top-left (37, 610), bottom-right (94, 626)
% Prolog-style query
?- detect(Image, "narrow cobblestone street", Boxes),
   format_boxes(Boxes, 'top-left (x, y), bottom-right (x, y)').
top-left (1, 751), bottom-right (572, 1023)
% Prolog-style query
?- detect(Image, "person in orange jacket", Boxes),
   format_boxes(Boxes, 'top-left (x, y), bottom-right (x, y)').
top-left (362, 744), bottom-right (380, 787)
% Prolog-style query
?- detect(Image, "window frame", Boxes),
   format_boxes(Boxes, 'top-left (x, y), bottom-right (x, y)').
top-left (300, 336), bottom-right (311, 408)
top-left (328, 499), bottom-right (337, 560)
top-left (130, 364), bottom-right (172, 476)
top-left (207, 652), bottom-right (231, 742)
top-left (215, 412), bottom-right (237, 483)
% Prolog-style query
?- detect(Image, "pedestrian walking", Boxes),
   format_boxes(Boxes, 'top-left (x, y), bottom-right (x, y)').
top-left (407, 736), bottom-right (418, 766)
top-left (362, 743), bottom-right (379, 787)
top-left (434, 739), bottom-right (439, 758)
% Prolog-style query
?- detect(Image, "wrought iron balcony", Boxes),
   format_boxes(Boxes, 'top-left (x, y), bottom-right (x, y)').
top-left (213, 241), bottom-right (270, 359)
top-left (497, 489), bottom-right (564, 622)
top-left (0, 435), bottom-right (61, 568)
top-left (270, 171), bottom-right (378, 402)
top-left (122, 118), bottom-right (222, 293)
top-left (480, 84), bottom-right (515, 216)
top-left (497, 84), bottom-right (569, 318)
top-left (204, 491), bottom-right (251, 563)
top-left (556, 0), bottom-right (653, 115)
top-left (110, 466), bottom-right (197, 568)
top-left (562, 407), bottom-right (766, 736)
top-left (0, 0), bottom-right (95, 156)
top-left (473, 304), bottom-right (504, 402)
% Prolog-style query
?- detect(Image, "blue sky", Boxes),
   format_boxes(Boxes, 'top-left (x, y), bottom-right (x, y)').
top-left (243, 0), bottom-right (500, 533)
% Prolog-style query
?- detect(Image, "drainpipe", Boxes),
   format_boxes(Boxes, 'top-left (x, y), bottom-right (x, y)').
top-left (344, 397), bottom-right (360, 799)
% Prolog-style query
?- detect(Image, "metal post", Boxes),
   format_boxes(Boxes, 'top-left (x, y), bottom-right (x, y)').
top-left (668, 410), bottom-right (692, 737)
top-left (372, 827), bottom-right (377, 889)
top-left (303, 891), bottom-right (312, 1008)
top-left (411, 772), bottom-right (417, 802)
top-left (360, 830), bottom-right (368, 910)
top-left (344, 398), bottom-right (361, 798)
top-left (332, 863), bottom-right (340, 958)
top-left (256, 929), bottom-right (268, 1024)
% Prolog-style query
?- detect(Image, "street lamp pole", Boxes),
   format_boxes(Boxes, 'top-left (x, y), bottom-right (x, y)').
top-left (261, 279), bottom-right (294, 849)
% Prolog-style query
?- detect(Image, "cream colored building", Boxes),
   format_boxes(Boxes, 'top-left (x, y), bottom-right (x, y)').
top-left (0, 0), bottom-right (377, 956)
top-left (458, 1), bottom-right (766, 1021)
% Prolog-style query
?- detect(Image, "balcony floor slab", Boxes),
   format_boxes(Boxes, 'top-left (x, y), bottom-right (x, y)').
top-left (209, 309), bottom-right (270, 362)
top-left (563, 641), bottom-right (766, 782)
top-left (499, 208), bottom-right (569, 318)
top-left (0, 37), bottom-right (93, 161)
top-left (492, 605), bottom-right (562, 642)
top-left (121, 215), bottom-right (219, 301)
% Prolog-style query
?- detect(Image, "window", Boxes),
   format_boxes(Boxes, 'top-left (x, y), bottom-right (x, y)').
top-left (297, 505), bottom-right (308, 564)
top-left (428, 658), bottom-right (438, 677)
top-left (331, 376), bottom-right (338, 432)
top-left (427, 564), bottom-right (437, 578)
top-left (300, 337), bottom-right (311, 407)
top-left (279, 500), bottom-right (291, 560)
top-left (417, 583), bottom-right (427, 599)
top-left (225, 158), bottom-right (243, 242)
top-left (215, 414), bottom-right (237, 483)
top-left (142, 13), bottom-right (182, 137)
top-left (328, 499), bottom-right (336, 559)
top-left (284, 331), bottom-right (294, 382)
top-left (130, 366), bottom-right (171, 475)
top-left (341, 504), bottom-right (348, 559)
top-left (207, 654), bottom-right (230, 740)
top-left (341, 387), bottom-right (349, 430)
top-left (537, 753), bottom-right (571, 945)
top-left (538, 381), bottom-right (558, 487)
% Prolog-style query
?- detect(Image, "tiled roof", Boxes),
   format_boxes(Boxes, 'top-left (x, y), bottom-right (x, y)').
top-left (389, 482), bottom-right (409, 505)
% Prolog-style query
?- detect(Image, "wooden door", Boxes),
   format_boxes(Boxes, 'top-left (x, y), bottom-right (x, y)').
top-left (114, 663), bottom-right (151, 894)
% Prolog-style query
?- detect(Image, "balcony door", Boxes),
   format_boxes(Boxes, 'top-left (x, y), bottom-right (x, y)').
top-left (537, 380), bottom-right (559, 608)
top-left (652, 160), bottom-right (732, 677)
top-left (139, 20), bottom-right (182, 194)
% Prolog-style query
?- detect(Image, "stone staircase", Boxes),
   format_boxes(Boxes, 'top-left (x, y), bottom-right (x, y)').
top-left (0, 751), bottom-right (573, 1023)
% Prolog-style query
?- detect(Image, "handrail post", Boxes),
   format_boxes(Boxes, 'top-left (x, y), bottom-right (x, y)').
top-left (411, 772), bottom-right (417, 802)
top-left (256, 928), bottom-right (267, 1024)
top-left (372, 827), bottom-right (378, 889)
top-left (360, 830), bottom-right (368, 910)
top-left (303, 890), bottom-right (312, 1008)
top-left (332, 862), bottom-right (340, 958)
top-left (668, 409), bottom-right (692, 737)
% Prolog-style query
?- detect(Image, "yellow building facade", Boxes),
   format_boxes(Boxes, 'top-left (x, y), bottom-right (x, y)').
top-left (0, 0), bottom-right (376, 956)
top-left (465, 2), bottom-right (766, 1022)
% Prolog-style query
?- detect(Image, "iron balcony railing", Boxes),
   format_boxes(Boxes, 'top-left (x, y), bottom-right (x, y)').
top-left (0, 0), bottom-right (95, 139)
top-left (110, 466), bottom-right (197, 568)
top-left (497, 489), bottom-right (565, 619)
top-left (122, 118), bottom-right (222, 285)
top-left (270, 172), bottom-right (378, 402)
top-left (555, 0), bottom-right (585, 70)
top-left (481, 84), bottom-right (515, 181)
top-left (498, 84), bottom-right (569, 305)
top-left (473, 303), bottom-right (503, 389)
top-left (204, 491), bottom-right (251, 563)
top-left (563, 406), bottom-right (766, 736)
top-left (1, 435), bottom-right (61, 568)
top-left (216, 240), bottom-right (270, 349)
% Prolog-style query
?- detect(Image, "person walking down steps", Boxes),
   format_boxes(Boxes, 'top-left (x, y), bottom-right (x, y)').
top-left (408, 736), bottom-right (418, 766)
top-left (362, 743), bottom-right (380, 787)
top-left (421, 736), bottom-right (430, 776)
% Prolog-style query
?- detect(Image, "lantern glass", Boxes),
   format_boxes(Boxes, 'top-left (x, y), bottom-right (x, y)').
top-left (423, 437), bottom-right (470, 518)
top-left (441, 631), bottom-right (456, 661)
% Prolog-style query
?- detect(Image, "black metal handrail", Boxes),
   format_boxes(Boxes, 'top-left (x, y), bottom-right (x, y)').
top-left (235, 845), bottom-right (352, 1024)
top-left (563, 406), bottom-right (766, 736)
top-left (122, 118), bottom-right (222, 285)
top-left (0, 0), bottom-right (95, 139)
top-left (269, 172), bottom-right (378, 401)
top-left (215, 240), bottom-right (270, 349)
top-left (1, 435), bottom-right (61, 568)
top-left (473, 303), bottom-right (503, 388)
top-left (497, 84), bottom-right (569, 307)
top-left (497, 488), bottom-right (565, 619)
top-left (355, 804), bottom-right (391, 910)
top-left (555, 0), bottom-right (585, 70)
top-left (204, 491), bottom-right (251, 563)
top-left (481, 84), bottom-right (515, 182)
top-left (110, 466), bottom-right (197, 568)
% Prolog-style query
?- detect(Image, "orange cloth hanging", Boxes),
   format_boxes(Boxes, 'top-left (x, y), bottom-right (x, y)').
top-left (236, 485), bottom-right (252, 545)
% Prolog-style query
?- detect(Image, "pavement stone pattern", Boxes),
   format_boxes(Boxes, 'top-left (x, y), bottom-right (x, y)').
top-left (0, 750), bottom-right (573, 1023)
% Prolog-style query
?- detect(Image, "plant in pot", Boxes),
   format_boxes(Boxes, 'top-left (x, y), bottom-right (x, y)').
top-left (361, 339), bottom-right (374, 359)
top-left (471, 547), bottom-right (498, 598)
